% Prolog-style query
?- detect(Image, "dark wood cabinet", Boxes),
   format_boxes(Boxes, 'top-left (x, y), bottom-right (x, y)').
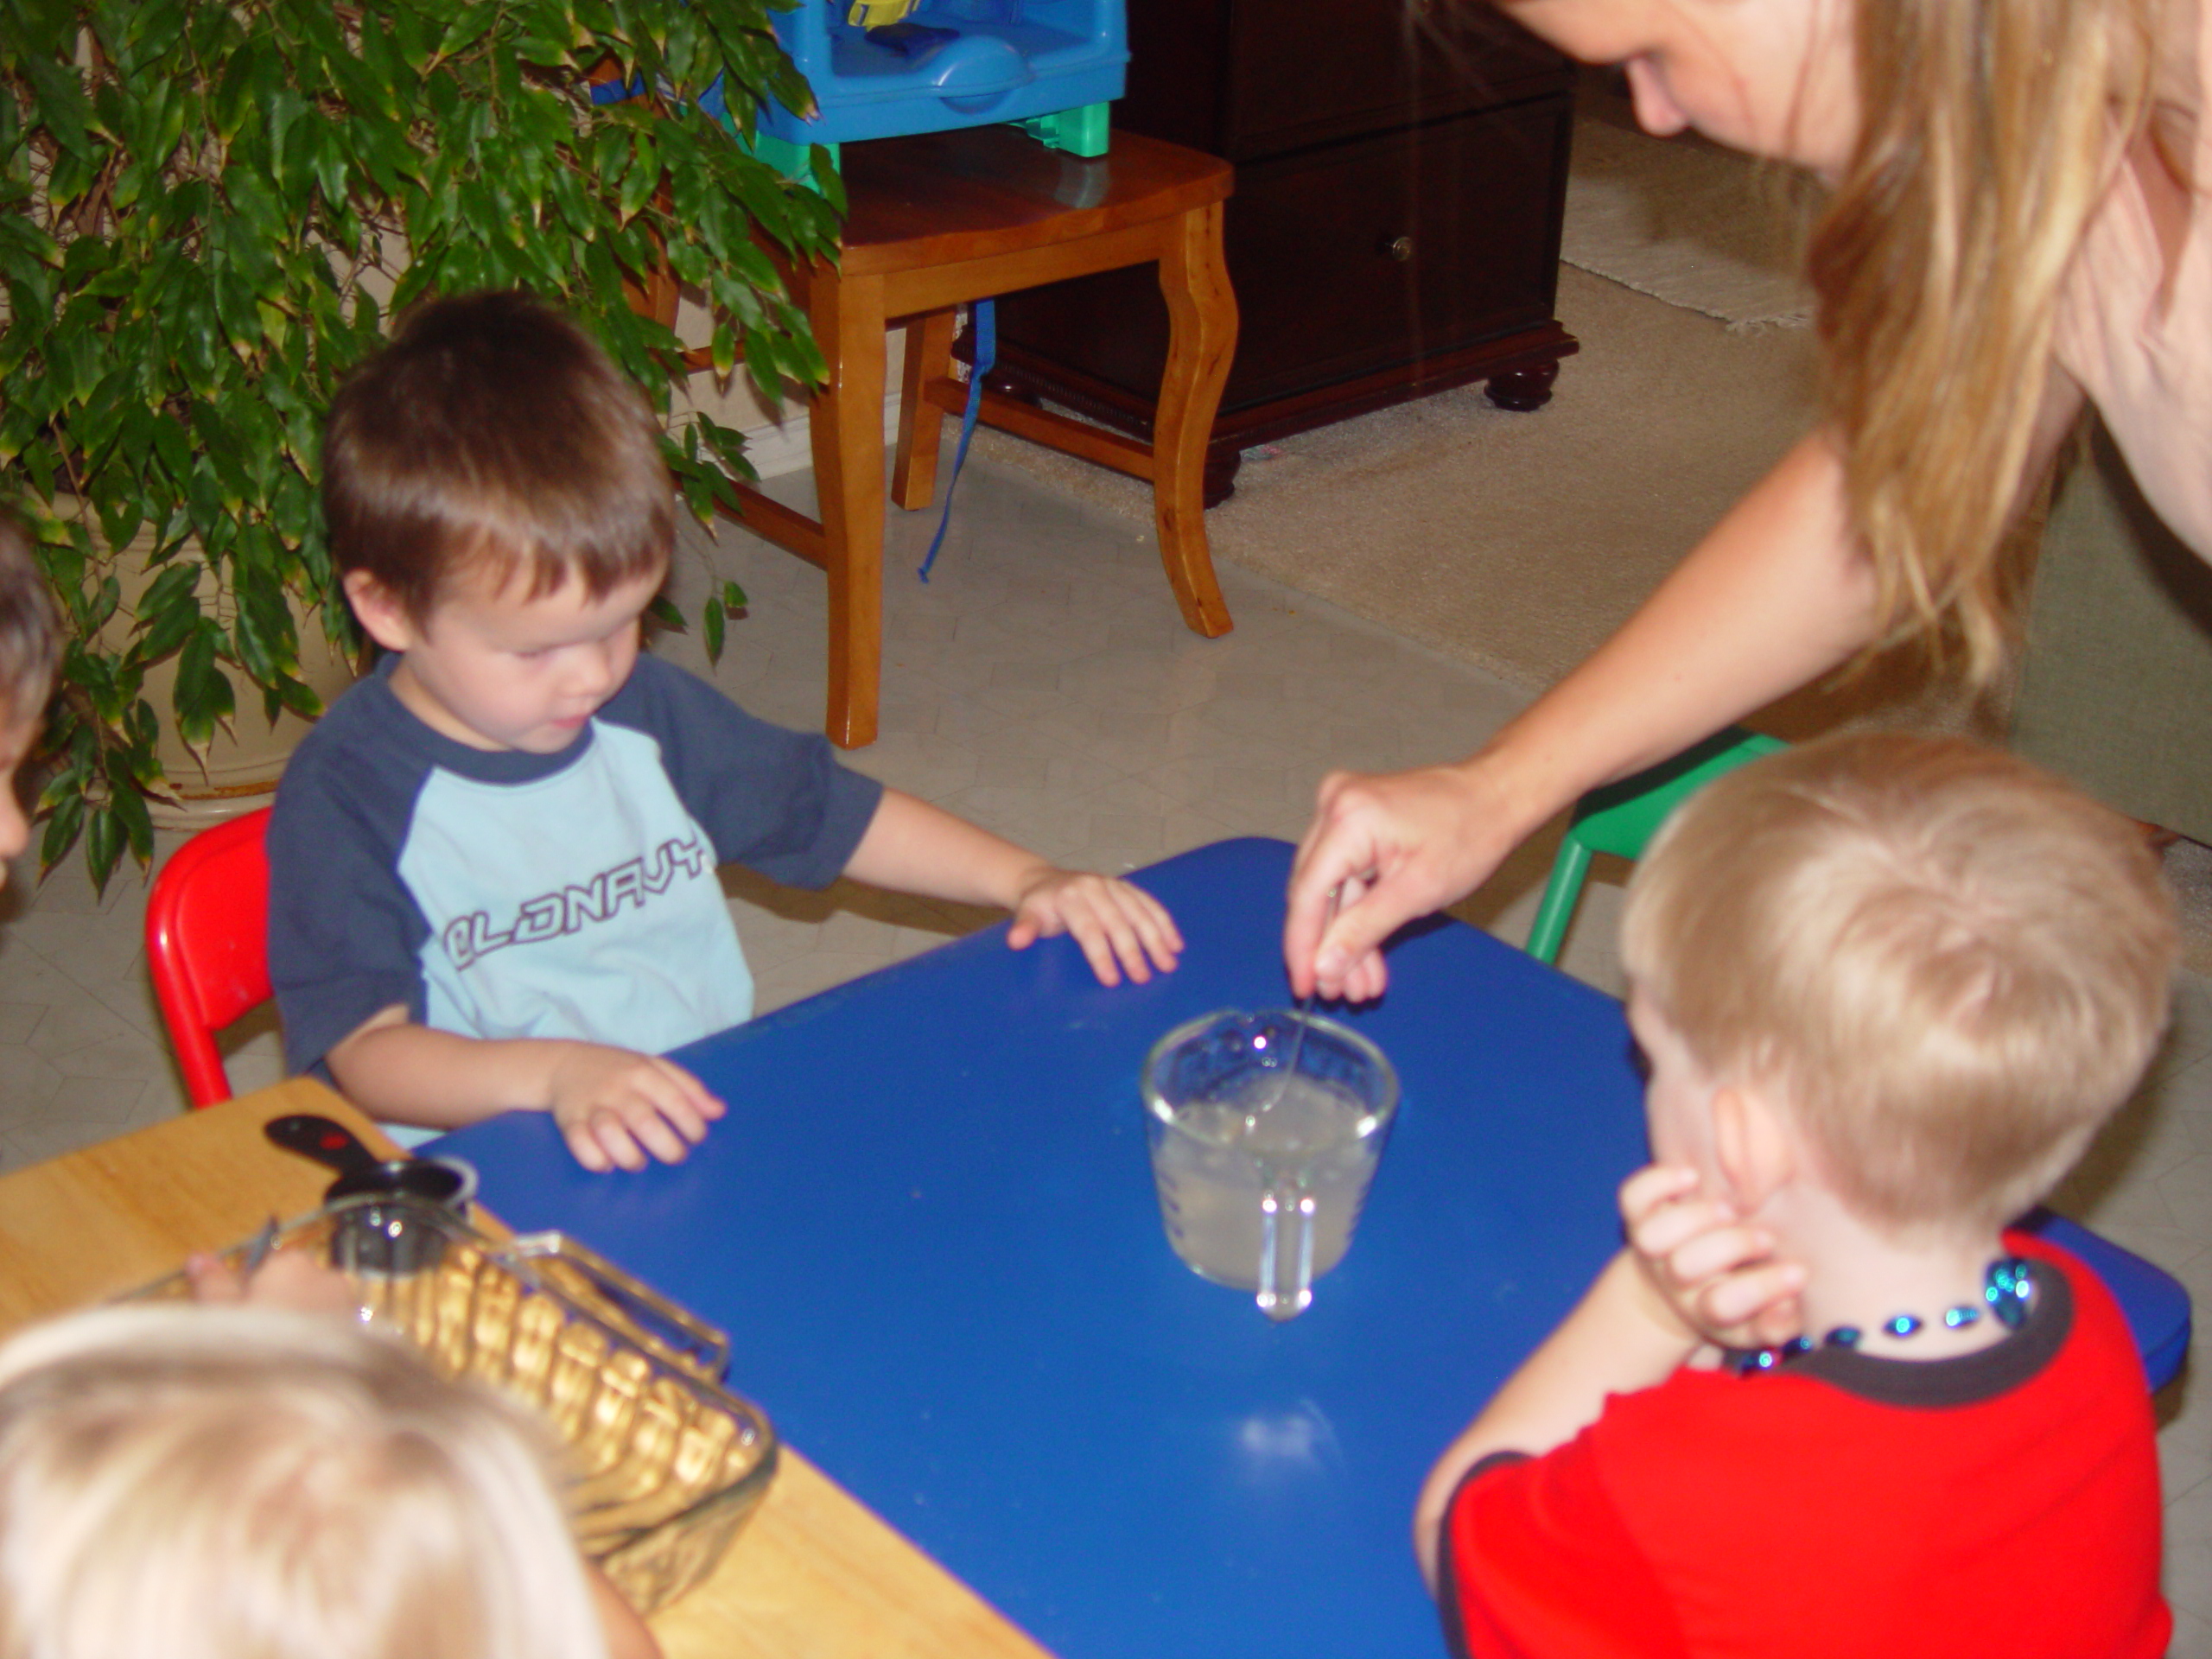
top-left (990, 0), bottom-right (1579, 503)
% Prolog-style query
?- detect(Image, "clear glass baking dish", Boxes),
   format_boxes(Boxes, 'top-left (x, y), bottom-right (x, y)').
top-left (133, 1194), bottom-right (776, 1615)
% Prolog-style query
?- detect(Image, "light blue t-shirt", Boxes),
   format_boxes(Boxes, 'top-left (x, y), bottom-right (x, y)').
top-left (268, 653), bottom-right (884, 1082)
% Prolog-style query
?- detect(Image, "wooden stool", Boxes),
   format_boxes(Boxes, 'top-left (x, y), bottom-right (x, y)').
top-left (683, 127), bottom-right (1237, 748)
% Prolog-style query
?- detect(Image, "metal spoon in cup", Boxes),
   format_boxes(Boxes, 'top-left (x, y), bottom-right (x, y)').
top-left (1247, 884), bottom-right (1342, 1131)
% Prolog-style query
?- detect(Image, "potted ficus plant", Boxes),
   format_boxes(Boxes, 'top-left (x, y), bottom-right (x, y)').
top-left (0, 0), bottom-right (841, 886)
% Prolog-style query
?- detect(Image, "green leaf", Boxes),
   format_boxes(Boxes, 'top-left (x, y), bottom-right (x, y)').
top-left (618, 132), bottom-right (660, 219)
top-left (105, 752), bottom-right (154, 863)
top-left (39, 791), bottom-right (84, 874)
top-left (742, 327), bottom-right (780, 404)
top-left (811, 146), bottom-right (847, 216)
top-left (433, 2), bottom-right (501, 63)
top-left (173, 622), bottom-right (235, 749)
top-left (702, 592), bottom-right (724, 662)
top-left (132, 563), bottom-right (203, 662)
top-left (25, 56), bottom-right (97, 166)
top-left (514, 34), bottom-right (575, 67)
top-left (645, 594), bottom-right (687, 631)
top-left (84, 804), bottom-right (124, 893)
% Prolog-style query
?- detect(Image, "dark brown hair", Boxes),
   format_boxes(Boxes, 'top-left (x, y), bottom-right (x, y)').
top-left (321, 292), bottom-right (674, 623)
top-left (0, 512), bottom-right (60, 721)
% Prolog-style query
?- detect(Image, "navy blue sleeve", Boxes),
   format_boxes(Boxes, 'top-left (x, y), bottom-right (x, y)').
top-left (602, 656), bottom-right (886, 889)
top-left (265, 689), bottom-right (435, 1077)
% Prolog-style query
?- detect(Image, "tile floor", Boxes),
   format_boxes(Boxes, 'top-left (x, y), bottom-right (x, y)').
top-left (0, 455), bottom-right (2208, 1646)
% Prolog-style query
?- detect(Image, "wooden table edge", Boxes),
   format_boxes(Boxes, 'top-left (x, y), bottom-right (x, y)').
top-left (0, 1083), bottom-right (1059, 1659)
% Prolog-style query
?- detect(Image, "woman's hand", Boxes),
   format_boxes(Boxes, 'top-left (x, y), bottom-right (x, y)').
top-left (1284, 760), bottom-right (1522, 1001)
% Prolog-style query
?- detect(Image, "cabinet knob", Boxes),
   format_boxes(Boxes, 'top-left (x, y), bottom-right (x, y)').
top-left (1384, 235), bottom-right (1414, 264)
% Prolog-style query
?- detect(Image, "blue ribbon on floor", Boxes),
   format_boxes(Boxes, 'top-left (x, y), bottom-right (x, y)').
top-left (918, 297), bottom-right (995, 583)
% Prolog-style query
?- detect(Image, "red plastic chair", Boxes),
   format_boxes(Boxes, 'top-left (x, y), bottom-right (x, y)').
top-left (144, 806), bottom-right (273, 1107)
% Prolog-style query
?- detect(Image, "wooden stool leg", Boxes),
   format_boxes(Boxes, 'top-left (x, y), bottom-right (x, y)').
top-left (809, 270), bottom-right (890, 748)
top-left (893, 309), bottom-right (958, 512)
top-left (1153, 200), bottom-right (1236, 639)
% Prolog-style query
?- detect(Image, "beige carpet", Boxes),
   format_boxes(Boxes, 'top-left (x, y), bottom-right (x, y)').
top-left (1560, 91), bottom-right (1816, 332)
top-left (976, 259), bottom-right (1993, 741)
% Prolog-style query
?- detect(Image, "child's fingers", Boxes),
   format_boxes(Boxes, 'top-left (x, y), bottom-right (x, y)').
top-left (1065, 899), bottom-right (1129, 987)
top-left (1621, 1183), bottom-right (1731, 1262)
top-left (1698, 1263), bottom-right (1808, 1338)
top-left (561, 1116), bottom-right (619, 1173)
top-left (245, 1251), bottom-right (364, 1314)
top-left (592, 1112), bottom-right (654, 1173)
top-left (1126, 884), bottom-right (1184, 956)
top-left (1743, 1292), bottom-right (1808, 1350)
top-left (185, 1254), bottom-right (249, 1303)
top-left (1120, 887), bottom-right (1183, 975)
top-left (1087, 895), bottom-right (1155, 984)
top-left (1017, 878), bottom-right (1134, 986)
top-left (645, 1059), bottom-right (725, 1137)
top-left (1065, 877), bottom-right (1185, 982)
top-left (1619, 1163), bottom-right (1703, 1227)
top-left (1659, 1220), bottom-right (1777, 1290)
top-left (618, 1102), bottom-right (695, 1166)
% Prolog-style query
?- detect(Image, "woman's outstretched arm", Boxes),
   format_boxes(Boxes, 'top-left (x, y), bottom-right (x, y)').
top-left (1285, 428), bottom-right (1875, 999)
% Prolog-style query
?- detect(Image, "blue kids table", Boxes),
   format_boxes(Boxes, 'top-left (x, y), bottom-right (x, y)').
top-left (429, 837), bottom-right (1652, 1659)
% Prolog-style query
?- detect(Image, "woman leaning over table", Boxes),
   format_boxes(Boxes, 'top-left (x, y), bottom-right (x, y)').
top-left (1285, 0), bottom-right (2212, 997)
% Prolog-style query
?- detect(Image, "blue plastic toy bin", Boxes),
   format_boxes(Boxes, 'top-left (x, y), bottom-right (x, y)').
top-left (752, 0), bottom-right (1125, 155)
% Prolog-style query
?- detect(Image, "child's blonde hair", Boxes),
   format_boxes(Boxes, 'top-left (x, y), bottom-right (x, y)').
top-left (0, 1305), bottom-right (610, 1659)
top-left (1620, 734), bottom-right (2177, 1235)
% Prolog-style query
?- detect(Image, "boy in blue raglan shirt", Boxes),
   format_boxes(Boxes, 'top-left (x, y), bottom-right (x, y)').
top-left (270, 292), bottom-right (1180, 1173)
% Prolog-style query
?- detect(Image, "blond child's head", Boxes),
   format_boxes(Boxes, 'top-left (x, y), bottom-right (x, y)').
top-left (321, 289), bottom-right (674, 626)
top-left (0, 1304), bottom-right (611, 1659)
top-left (1619, 733), bottom-right (2177, 1237)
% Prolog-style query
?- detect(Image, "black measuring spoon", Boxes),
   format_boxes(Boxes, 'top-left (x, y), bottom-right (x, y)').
top-left (265, 1114), bottom-right (477, 1208)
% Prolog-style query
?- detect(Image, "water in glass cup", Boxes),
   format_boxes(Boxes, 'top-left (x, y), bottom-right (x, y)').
top-left (1152, 1071), bottom-right (1376, 1285)
top-left (1142, 1010), bottom-right (1400, 1319)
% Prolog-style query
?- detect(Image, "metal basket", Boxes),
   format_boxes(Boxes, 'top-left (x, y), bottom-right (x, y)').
top-left (134, 1196), bottom-right (776, 1615)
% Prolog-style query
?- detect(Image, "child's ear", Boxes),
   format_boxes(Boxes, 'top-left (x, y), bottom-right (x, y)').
top-left (1712, 1085), bottom-right (1796, 1213)
top-left (342, 571), bottom-right (417, 654)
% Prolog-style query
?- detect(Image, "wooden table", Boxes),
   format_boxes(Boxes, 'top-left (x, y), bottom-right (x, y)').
top-left (664, 124), bottom-right (1237, 749)
top-left (0, 1080), bottom-right (1052, 1659)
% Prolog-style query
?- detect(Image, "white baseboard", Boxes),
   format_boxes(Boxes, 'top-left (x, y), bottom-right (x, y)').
top-left (738, 396), bottom-right (906, 481)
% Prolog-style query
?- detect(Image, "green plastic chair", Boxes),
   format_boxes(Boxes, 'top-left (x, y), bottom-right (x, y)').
top-left (1524, 728), bottom-right (1788, 964)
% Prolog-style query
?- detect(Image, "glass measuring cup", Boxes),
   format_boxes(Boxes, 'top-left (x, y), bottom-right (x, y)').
top-left (1141, 1009), bottom-right (1400, 1320)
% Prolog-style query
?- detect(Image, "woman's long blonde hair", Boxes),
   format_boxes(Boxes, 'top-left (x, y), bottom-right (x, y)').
top-left (1810, 0), bottom-right (2157, 681)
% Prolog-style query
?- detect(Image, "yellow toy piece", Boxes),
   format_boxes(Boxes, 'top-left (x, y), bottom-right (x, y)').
top-left (848, 0), bottom-right (919, 26)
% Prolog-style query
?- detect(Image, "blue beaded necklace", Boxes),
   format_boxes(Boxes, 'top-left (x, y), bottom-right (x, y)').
top-left (1735, 1255), bottom-right (2033, 1376)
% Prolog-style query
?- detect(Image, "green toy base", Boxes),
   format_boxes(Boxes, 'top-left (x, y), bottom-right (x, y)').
top-left (739, 102), bottom-right (1113, 194)
top-left (1014, 102), bottom-right (1111, 158)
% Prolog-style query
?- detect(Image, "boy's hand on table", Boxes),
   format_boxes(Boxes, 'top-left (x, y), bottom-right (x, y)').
top-left (1008, 868), bottom-right (1184, 986)
top-left (545, 1043), bottom-right (727, 1173)
top-left (1619, 1164), bottom-right (1806, 1351)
